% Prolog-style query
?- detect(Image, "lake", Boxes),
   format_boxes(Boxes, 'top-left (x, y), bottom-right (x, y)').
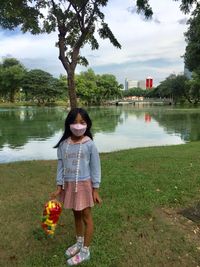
top-left (0, 105), bottom-right (200, 163)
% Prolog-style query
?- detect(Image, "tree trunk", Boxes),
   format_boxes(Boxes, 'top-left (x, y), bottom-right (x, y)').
top-left (10, 89), bottom-right (15, 103)
top-left (67, 70), bottom-right (77, 109)
top-left (58, 33), bottom-right (81, 109)
top-left (183, 90), bottom-right (193, 103)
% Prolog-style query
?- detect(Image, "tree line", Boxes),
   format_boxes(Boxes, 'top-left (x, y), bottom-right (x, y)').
top-left (0, 57), bottom-right (122, 105)
top-left (1, 56), bottom-right (199, 106)
top-left (154, 73), bottom-right (200, 104)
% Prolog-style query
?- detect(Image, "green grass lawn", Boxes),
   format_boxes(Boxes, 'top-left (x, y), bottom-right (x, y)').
top-left (1, 142), bottom-right (200, 267)
top-left (0, 101), bottom-right (68, 108)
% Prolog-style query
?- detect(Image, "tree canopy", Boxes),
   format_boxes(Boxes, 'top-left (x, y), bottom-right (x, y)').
top-left (184, 4), bottom-right (200, 72)
top-left (22, 69), bottom-right (66, 104)
top-left (76, 68), bottom-right (122, 105)
top-left (0, 58), bottom-right (26, 102)
top-left (135, 0), bottom-right (199, 15)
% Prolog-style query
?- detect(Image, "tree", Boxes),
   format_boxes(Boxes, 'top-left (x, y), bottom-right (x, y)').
top-left (185, 71), bottom-right (200, 104)
top-left (0, 0), bottom-right (121, 108)
top-left (184, 4), bottom-right (200, 72)
top-left (155, 74), bottom-right (188, 103)
top-left (76, 68), bottom-right (97, 105)
top-left (169, 75), bottom-right (188, 104)
top-left (76, 68), bottom-right (122, 105)
top-left (22, 69), bottom-right (65, 104)
top-left (155, 73), bottom-right (200, 104)
top-left (96, 74), bottom-right (122, 103)
top-left (0, 58), bottom-right (26, 102)
top-left (123, 88), bottom-right (147, 97)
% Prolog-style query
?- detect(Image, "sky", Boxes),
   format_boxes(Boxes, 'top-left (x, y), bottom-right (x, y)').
top-left (0, 0), bottom-right (190, 87)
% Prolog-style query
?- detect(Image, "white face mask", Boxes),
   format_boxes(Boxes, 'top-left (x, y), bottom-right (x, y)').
top-left (70, 123), bottom-right (87, 137)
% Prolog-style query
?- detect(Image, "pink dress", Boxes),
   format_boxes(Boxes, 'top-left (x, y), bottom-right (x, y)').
top-left (59, 136), bottom-right (94, 211)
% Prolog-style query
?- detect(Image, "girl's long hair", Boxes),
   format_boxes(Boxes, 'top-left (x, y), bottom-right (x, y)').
top-left (54, 108), bottom-right (93, 148)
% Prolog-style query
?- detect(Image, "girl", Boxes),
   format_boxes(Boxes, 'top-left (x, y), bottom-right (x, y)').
top-left (51, 108), bottom-right (102, 266)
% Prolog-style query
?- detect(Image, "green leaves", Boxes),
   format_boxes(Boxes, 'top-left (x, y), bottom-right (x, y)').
top-left (77, 56), bottom-right (89, 66)
top-left (154, 72), bottom-right (200, 104)
top-left (184, 5), bottom-right (200, 72)
top-left (0, 58), bottom-right (26, 102)
top-left (22, 69), bottom-right (66, 104)
top-left (175, 0), bottom-right (199, 14)
top-left (75, 68), bottom-right (122, 105)
top-left (98, 23), bottom-right (121, 49)
top-left (136, 0), bottom-right (153, 18)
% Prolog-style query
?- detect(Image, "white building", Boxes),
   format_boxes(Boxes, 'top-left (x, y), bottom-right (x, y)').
top-left (138, 80), bottom-right (146, 90)
top-left (125, 79), bottom-right (139, 90)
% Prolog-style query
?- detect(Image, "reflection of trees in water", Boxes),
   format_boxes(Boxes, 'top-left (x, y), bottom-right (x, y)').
top-left (0, 107), bottom-right (67, 148)
top-left (0, 106), bottom-right (123, 148)
top-left (149, 110), bottom-right (200, 141)
top-left (88, 107), bottom-right (123, 134)
top-left (90, 107), bottom-right (200, 142)
top-left (110, 105), bottom-right (150, 122)
top-left (111, 105), bottom-right (200, 142)
top-left (2, 106), bottom-right (199, 149)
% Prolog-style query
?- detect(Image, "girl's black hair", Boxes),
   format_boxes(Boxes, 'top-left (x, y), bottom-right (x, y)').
top-left (54, 108), bottom-right (93, 148)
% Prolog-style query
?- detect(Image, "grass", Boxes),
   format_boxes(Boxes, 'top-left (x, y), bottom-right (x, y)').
top-left (0, 101), bottom-right (68, 108)
top-left (1, 142), bottom-right (200, 267)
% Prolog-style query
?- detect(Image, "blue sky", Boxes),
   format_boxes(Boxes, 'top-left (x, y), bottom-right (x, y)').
top-left (0, 0), bottom-right (190, 87)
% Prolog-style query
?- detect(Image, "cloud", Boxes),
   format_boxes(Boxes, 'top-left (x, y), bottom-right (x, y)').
top-left (153, 18), bottom-right (161, 24)
top-left (177, 18), bottom-right (188, 25)
top-left (89, 57), bottom-right (184, 86)
top-left (127, 6), bottom-right (137, 15)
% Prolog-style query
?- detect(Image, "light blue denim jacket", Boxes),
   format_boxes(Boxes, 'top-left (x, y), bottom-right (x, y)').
top-left (56, 137), bottom-right (101, 188)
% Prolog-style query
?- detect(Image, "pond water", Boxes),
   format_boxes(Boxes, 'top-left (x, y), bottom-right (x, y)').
top-left (0, 105), bottom-right (200, 163)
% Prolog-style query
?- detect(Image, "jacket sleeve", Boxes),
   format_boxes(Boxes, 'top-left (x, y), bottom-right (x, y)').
top-left (90, 143), bottom-right (101, 188)
top-left (56, 146), bottom-right (64, 186)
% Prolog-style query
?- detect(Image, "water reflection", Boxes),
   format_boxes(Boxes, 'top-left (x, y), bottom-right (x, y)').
top-left (146, 109), bottom-right (200, 141)
top-left (93, 107), bottom-right (185, 152)
top-left (0, 106), bottom-right (200, 163)
top-left (0, 107), bottom-right (66, 148)
top-left (144, 113), bottom-right (152, 123)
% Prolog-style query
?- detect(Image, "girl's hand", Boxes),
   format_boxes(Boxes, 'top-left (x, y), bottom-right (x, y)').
top-left (50, 186), bottom-right (62, 200)
top-left (92, 188), bottom-right (102, 205)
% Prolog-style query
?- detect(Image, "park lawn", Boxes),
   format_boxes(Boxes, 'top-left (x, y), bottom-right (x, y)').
top-left (0, 101), bottom-right (68, 108)
top-left (1, 142), bottom-right (200, 267)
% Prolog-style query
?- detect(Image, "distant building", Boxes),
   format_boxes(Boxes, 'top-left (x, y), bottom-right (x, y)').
top-left (125, 78), bottom-right (139, 90)
top-left (146, 77), bottom-right (153, 89)
top-left (138, 80), bottom-right (146, 90)
top-left (125, 77), bottom-right (154, 90)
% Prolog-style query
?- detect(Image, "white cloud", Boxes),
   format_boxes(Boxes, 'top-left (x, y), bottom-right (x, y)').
top-left (0, 0), bottom-right (190, 85)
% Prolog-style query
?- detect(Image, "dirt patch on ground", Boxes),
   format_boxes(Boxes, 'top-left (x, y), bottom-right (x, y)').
top-left (118, 205), bottom-right (200, 267)
top-left (153, 205), bottom-right (200, 247)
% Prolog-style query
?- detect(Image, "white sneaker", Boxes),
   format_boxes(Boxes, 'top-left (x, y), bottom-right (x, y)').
top-left (65, 236), bottom-right (84, 258)
top-left (67, 246), bottom-right (90, 266)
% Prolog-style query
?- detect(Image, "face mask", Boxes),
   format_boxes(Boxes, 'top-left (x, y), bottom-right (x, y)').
top-left (70, 123), bottom-right (87, 137)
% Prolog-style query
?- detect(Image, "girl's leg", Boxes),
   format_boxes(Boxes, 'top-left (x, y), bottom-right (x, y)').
top-left (65, 210), bottom-right (84, 258)
top-left (67, 208), bottom-right (93, 265)
top-left (73, 209), bottom-right (84, 237)
top-left (82, 207), bottom-right (94, 247)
